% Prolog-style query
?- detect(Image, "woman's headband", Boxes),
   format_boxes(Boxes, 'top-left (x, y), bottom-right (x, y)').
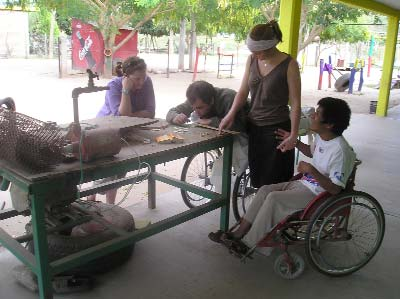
top-left (246, 35), bottom-right (279, 52)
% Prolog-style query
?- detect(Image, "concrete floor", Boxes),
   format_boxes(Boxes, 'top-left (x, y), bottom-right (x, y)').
top-left (0, 113), bottom-right (400, 299)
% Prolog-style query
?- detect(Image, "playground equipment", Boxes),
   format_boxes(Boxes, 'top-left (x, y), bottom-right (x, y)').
top-left (318, 56), bottom-right (364, 94)
top-left (217, 47), bottom-right (234, 79)
top-left (367, 36), bottom-right (375, 77)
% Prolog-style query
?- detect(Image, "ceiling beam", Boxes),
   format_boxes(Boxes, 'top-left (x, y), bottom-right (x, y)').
top-left (333, 0), bottom-right (400, 17)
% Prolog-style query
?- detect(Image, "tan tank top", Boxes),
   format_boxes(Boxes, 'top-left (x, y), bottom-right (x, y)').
top-left (248, 54), bottom-right (291, 126)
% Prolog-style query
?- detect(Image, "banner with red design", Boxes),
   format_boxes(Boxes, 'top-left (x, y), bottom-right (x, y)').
top-left (71, 19), bottom-right (138, 74)
top-left (71, 19), bottom-right (104, 73)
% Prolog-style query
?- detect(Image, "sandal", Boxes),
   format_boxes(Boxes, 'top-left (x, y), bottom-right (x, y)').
top-left (208, 230), bottom-right (224, 243)
top-left (225, 239), bottom-right (250, 258)
top-left (220, 232), bottom-right (238, 242)
top-left (209, 231), bottom-right (239, 243)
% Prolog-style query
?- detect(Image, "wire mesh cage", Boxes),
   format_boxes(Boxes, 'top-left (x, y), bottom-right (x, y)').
top-left (0, 109), bottom-right (65, 172)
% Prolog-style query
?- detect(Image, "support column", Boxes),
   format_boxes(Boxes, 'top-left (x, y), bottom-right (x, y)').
top-left (278, 0), bottom-right (302, 58)
top-left (148, 164), bottom-right (156, 209)
top-left (31, 196), bottom-right (53, 299)
top-left (377, 15), bottom-right (399, 117)
top-left (220, 138), bottom-right (233, 232)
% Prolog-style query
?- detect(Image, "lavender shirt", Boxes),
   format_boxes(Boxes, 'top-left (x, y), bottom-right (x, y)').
top-left (97, 76), bottom-right (155, 117)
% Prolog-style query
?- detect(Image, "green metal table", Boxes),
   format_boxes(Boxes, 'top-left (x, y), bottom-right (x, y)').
top-left (0, 125), bottom-right (233, 299)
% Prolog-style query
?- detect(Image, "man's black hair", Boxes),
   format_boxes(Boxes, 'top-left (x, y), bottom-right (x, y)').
top-left (186, 81), bottom-right (216, 105)
top-left (318, 97), bottom-right (351, 136)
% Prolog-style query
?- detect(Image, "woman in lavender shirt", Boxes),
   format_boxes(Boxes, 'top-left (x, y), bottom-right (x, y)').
top-left (97, 56), bottom-right (155, 118)
top-left (88, 56), bottom-right (155, 204)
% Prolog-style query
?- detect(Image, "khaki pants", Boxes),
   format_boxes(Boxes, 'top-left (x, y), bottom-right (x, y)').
top-left (242, 180), bottom-right (315, 255)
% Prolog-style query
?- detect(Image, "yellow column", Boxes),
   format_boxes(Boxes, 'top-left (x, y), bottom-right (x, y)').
top-left (377, 15), bottom-right (399, 117)
top-left (278, 0), bottom-right (302, 58)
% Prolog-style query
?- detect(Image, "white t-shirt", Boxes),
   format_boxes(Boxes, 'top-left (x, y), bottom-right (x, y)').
top-left (301, 134), bottom-right (356, 194)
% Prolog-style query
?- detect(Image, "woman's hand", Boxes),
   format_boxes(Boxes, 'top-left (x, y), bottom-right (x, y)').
top-left (218, 113), bottom-right (235, 133)
top-left (275, 128), bottom-right (290, 141)
top-left (277, 133), bottom-right (298, 152)
top-left (122, 75), bottom-right (134, 91)
top-left (173, 113), bottom-right (189, 125)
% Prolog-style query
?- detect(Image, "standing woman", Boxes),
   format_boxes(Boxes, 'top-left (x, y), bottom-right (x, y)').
top-left (89, 56), bottom-right (155, 204)
top-left (219, 20), bottom-right (301, 188)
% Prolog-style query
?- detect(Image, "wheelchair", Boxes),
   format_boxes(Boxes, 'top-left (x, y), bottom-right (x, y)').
top-left (180, 149), bottom-right (223, 208)
top-left (180, 149), bottom-right (255, 222)
top-left (224, 160), bottom-right (386, 279)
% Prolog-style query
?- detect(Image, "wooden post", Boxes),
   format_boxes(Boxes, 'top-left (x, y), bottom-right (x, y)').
top-left (278, 0), bottom-right (302, 58)
top-left (192, 47), bottom-right (200, 82)
top-left (377, 15), bottom-right (399, 116)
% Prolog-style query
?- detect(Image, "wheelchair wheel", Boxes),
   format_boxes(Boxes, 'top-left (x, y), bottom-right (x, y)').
top-left (180, 151), bottom-right (218, 208)
top-left (232, 168), bottom-right (257, 221)
top-left (305, 191), bottom-right (385, 277)
top-left (274, 252), bottom-right (305, 279)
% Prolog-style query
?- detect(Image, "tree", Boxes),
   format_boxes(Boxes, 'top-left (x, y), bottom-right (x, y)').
top-left (29, 7), bottom-right (59, 58)
top-left (218, 0), bottom-right (371, 54)
top-left (36, 0), bottom-right (174, 77)
top-left (297, 0), bottom-right (369, 52)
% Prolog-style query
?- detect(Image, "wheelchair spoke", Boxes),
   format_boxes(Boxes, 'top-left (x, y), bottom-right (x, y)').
top-left (181, 151), bottom-right (218, 208)
top-left (305, 192), bottom-right (385, 276)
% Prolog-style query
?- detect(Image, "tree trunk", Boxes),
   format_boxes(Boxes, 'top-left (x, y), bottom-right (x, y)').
top-left (178, 18), bottom-right (186, 71)
top-left (103, 55), bottom-right (112, 78)
top-left (189, 12), bottom-right (196, 71)
top-left (168, 29), bottom-right (174, 75)
top-left (48, 10), bottom-right (56, 59)
top-left (145, 35), bottom-right (149, 53)
top-left (151, 36), bottom-right (157, 51)
top-left (103, 39), bottom-right (115, 78)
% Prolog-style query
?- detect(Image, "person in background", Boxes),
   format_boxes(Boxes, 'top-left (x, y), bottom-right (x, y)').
top-left (219, 20), bottom-right (301, 188)
top-left (97, 56), bottom-right (155, 118)
top-left (88, 56), bottom-right (155, 204)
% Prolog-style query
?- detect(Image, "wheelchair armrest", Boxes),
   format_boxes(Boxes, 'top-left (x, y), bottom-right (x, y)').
top-left (299, 191), bottom-right (331, 220)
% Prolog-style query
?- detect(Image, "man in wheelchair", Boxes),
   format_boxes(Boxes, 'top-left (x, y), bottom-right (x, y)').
top-left (209, 97), bottom-right (356, 257)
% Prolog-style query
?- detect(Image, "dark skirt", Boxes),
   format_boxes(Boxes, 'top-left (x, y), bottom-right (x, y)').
top-left (248, 120), bottom-right (295, 188)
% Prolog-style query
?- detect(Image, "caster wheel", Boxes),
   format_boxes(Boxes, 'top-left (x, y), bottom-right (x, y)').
top-left (274, 252), bottom-right (305, 279)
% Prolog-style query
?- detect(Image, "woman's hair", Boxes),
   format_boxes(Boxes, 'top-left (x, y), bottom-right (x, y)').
top-left (186, 80), bottom-right (216, 105)
top-left (115, 56), bottom-right (146, 77)
top-left (249, 20), bottom-right (282, 42)
top-left (318, 97), bottom-right (351, 136)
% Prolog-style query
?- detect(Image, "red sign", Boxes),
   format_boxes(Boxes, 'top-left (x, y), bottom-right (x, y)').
top-left (71, 19), bottom-right (138, 74)
top-left (71, 19), bottom-right (104, 74)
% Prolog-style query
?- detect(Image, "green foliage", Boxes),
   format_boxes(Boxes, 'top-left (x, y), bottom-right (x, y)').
top-left (35, 0), bottom-right (169, 37)
top-left (215, 1), bottom-right (263, 40)
top-left (55, 13), bottom-right (72, 35)
top-left (29, 7), bottom-right (59, 37)
top-left (3, 0), bottom-right (35, 10)
top-left (304, 0), bottom-right (364, 27)
top-left (320, 13), bottom-right (383, 44)
top-left (16, 0), bottom-right (379, 50)
top-left (158, 0), bottom-right (263, 40)
top-left (320, 23), bottom-right (369, 43)
top-left (139, 20), bottom-right (169, 36)
top-left (37, 0), bottom-right (99, 26)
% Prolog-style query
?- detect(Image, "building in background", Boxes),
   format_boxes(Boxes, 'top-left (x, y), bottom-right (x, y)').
top-left (0, 10), bottom-right (29, 58)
